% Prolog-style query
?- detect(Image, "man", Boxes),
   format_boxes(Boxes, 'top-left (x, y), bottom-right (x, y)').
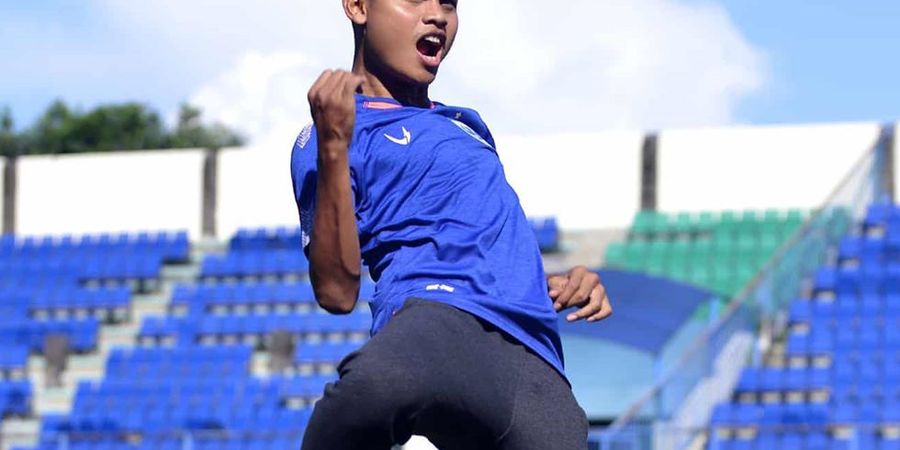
top-left (292, 1), bottom-right (612, 448)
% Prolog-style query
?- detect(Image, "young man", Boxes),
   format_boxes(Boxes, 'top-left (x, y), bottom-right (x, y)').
top-left (291, 1), bottom-right (612, 448)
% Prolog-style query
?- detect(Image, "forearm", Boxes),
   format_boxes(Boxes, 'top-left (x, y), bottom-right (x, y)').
top-left (309, 142), bottom-right (362, 314)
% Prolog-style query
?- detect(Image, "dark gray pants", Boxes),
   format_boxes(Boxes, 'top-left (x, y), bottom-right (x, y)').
top-left (301, 298), bottom-right (588, 450)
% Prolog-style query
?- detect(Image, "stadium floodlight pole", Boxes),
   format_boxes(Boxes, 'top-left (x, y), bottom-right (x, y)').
top-left (1, 149), bottom-right (17, 235)
top-left (201, 146), bottom-right (219, 238)
top-left (640, 132), bottom-right (659, 212)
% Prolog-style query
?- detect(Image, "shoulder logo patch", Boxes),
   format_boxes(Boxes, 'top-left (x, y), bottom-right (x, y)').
top-left (451, 119), bottom-right (493, 149)
top-left (384, 127), bottom-right (412, 146)
top-left (296, 123), bottom-right (313, 149)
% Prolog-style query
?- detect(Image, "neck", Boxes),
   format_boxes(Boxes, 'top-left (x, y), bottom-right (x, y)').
top-left (352, 45), bottom-right (431, 108)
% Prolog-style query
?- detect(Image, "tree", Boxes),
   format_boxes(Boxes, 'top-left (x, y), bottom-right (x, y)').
top-left (168, 103), bottom-right (243, 149)
top-left (0, 107), bottom-right (19, 157)
top-left (20, 100), bottom-right (244, 155)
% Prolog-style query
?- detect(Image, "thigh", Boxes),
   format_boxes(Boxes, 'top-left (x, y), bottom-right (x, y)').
top-left (302, 301), bottom-right (445, 449)
top-left (497, 348), bottom-right (589, 450)
top-left (303, 298), bottom-right (518, 449)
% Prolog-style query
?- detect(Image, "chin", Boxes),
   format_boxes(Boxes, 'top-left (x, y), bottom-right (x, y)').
top-left (411, 69), bottom-right (439, 86)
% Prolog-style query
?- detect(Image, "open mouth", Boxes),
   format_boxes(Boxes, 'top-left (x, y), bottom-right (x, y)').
top-left (416, 33), bottom-right (445, 66)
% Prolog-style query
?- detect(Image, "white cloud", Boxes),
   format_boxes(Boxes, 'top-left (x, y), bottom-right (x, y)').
top-left (187, 51), bottom-right (323, 149)
top-left (99, 0), bottom-right (767, 143)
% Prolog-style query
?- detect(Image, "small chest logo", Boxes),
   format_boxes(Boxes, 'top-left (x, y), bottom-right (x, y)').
top-left (384, 127), bottom-right (412, 146)
top-left (296, 124), bottom-right (313, 149)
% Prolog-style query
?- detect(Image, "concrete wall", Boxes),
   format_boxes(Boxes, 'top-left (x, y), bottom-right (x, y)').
top-left (497, 132), bottom-right (645, 230)
top-left (216, 132), bottom-right (646, 236)
top-left (17, 149), bottom-right (205, 238)
top-left (657, 122), bottom-right (881, 213)
top-left (217, 145), bottom-right (299, 239)
top-left (8, 122), bottom-right (888, 238)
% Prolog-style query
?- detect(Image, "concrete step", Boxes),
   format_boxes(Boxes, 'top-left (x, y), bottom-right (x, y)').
top-left (191, 239), bottom-right (228, 261)
top-left (251, 352), bottom-right (270, 378)
top-left (32, 386), bottom-right (76, 416)
top-left (1, 418), bottom-right (40, 450)
top-left (160, 263), bottom-right (202, 284)
top-left (28, 353), bottom-right (104, 416)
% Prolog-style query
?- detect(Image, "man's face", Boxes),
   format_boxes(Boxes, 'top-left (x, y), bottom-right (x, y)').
top-left (364, 0), bottom-right (459, 86)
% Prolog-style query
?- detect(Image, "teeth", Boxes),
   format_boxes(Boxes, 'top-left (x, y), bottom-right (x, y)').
top-left (424, 36), bottom-right (441, 45)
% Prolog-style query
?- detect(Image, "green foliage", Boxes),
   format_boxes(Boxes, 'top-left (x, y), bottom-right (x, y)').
top-left (0, 107), bottom-right (18, 157)
top-left (168, 104), bottom-right (243, 149)
top-left (1, 100), bottom-right (245, 156)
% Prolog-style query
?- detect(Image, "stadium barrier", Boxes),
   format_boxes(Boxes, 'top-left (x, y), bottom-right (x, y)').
top-left (591, 125), bottom-right (893, 450)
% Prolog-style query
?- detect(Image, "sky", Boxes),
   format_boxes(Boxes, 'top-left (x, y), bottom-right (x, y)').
top-left (1, 1), bottom-right (899, 145)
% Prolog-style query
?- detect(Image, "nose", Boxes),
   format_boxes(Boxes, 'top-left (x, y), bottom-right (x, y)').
top-left (422, 0), bottom-right (449, 29)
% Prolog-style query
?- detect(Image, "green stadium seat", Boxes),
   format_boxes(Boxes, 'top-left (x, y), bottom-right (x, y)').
top-left (672, 212), bottom-right (693, 235)
top-left (603, 242), bottom-right (627, 267)
top-left (609, 208), bottom-right (809, 298)
top-left (696, 212), bottom-right (717, 234)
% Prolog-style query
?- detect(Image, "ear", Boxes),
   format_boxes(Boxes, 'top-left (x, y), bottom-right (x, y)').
top-left (343, 0), bottom-right (368, 27)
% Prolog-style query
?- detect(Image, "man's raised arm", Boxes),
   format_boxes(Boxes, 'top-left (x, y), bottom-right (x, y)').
top-left (306, 70), bottom-right (366, 314)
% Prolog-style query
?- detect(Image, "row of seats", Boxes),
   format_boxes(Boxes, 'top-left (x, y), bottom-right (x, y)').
top-left (708, 431), bottom-right (899, 450)
top-left (138, 314), bottom-right (371, 347)
top-left (785, 327), bottom-right (900, 355)
top-left (229, 227), bottom-right (302, 253)
top-left (22, 433), bottom-right (305, 450)
top-left (837, 235), bottom-right (900, 265)
top-left (60, 406), bottom-right (312, 434)
top-left (231, 219), bottom-right (561, 254)
top-left (75, 381), bottom-right (282, 405)
top-left (733, 366), bottom-right (900, 395)
top-left (168, 281), bottom-right (375, 316)
top-left (607, 236), bottom-right (785, 263)
top-left (30, 287), bottom-right (131, 321)
top-left (105, 354), bottom-right (251, 381)
top-left (629, 209), bottom-right (805, 239)
top-left (788, 297), bottom-right (900, 323)
top-left (0, 319), bottom-right (98, 353)
top-left (814, 264), bottom-right (900, 296)
top-left (200, 251), bottom-right (310, 280)
top-left (0, 256), bottom-right (166, 284)
top-left (0, 231), bottom-right (189, 256)
top-left (75, 375), bottom-right (335, 403)
top-left (711, 402), bottom-right (900, 427)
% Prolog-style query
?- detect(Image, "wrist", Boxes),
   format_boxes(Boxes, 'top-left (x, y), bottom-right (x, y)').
top-left (317, 140), bottom-right (350, 165)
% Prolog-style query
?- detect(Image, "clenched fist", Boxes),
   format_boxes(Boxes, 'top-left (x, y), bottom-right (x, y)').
top-left (308, 70), bottom-right (366, 152)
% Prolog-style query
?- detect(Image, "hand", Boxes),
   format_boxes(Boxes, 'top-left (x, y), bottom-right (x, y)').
top-left (308, 70), bottom-right (366, 150)
top-left (548, 266), bottom-right (612, 323)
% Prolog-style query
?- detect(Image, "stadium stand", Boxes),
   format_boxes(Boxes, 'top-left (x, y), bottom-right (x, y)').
top-left (604, 209), bottom-right (807, 296)
top-left (0, 218), bottom-right (560, 449)
top-left (706, 202), bottom-right (900, 450)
